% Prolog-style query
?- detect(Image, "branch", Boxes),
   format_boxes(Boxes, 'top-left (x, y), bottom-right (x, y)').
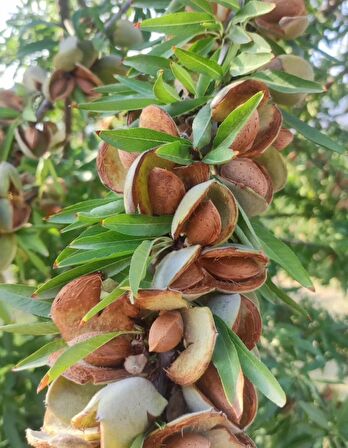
top-left (104, 0), bottom-right (133, 35)
top-left (63, 98), bottom-right (72, 158)
top-left (58, 0), bottom-right (70, 24)
top-left (36, 99), bottom-right (54, 122)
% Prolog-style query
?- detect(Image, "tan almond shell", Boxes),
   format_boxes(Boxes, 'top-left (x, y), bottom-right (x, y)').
top-left (143, 410), bottom-right (238, 448)
top-left (166, 307), bottom-right (217, 386)
top-left (139, 105), bottom-right (179, 136)
top-left (273, 128), bottom-right (294, 151)
top-left (173, 163), bottom-right (210, 190)
top-left (171, 180), bottom-right (238, 246)
top-left (134, 289), bottom-right (188, 311)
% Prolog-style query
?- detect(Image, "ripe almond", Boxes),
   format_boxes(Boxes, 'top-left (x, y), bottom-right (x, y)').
top-left (174, 163), bottom-right (210, 190)
top-left (185, 200), bottom-right (222, 246)
top-left (221, 158), bottom-right (271, 198)
top-left (139, 105), bottom-right (179, 136)
top-left (166, 433), bottom-right (211, 448)
top-left (148, 311), bottom-right (184, 353)
top-left (232, 110), bottom-right (259, 154)
top-left (201, 256), bottom-right (261, 282)
top-left (170, 263), bottom-right (205, 291)
top-left (260, 0), bottom-right (306, 23)
top-left (148, 167), bottom-right (185, 215)
top-left (273, 128), bottom-right (294, 151)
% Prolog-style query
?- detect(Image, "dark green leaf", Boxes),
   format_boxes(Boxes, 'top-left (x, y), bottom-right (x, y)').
top-left (124, 55), bottom-right (171, 76)
top-left (156, 141), bottom-right (193, 165)
top-left (141, 12), bottom-right (217, 35)
top-left (103, 214), bottom-right (172, 237)
top-left (282, 109), bottom-right (346, 154)
top-left (154, 70), bottom-right (181, 103)
top-left (192, 104), bottom-right (212, 149)
top-left (130, 240), bottom-right (155, 296)
top-left (251, 70), bottom-right (324, 94)
top-left (174, 48), bottom-right (223, 80)
top-left (213, 316), bottom-right (242, 404)
top-left (79, 97), bottom-right (160, 112)
top-left (170, 62), bottom-right (196, 95)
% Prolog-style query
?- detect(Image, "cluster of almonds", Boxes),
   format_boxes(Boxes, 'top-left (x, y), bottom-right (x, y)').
top-left (26, 0), bottom-right (316, 446)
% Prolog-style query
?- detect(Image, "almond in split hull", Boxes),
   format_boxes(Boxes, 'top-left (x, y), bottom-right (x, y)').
top-left (139, 105), bottom-right (179, 136)
top-left (200, 256), bottom-right (262, 282)
top-left (118, 150), bottom-right (139, 169)
top-left (166, 433), bottom-right (211, 448)
top-left (185, 200), bottom-right (222, 246)
top-left (149, 311), bottom-right (184, 353)
top-left (148, 167), bottom-right (186, 215)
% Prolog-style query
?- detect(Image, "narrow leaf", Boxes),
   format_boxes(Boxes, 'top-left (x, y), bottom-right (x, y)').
top-left (141, 12), bottom-right (216, 34)
top-left (0, 321), bottom-right (59, 335)
top-left (251, 70), bottom-right (324, 94)
top-left (79, 97), bottom-right (159, 112)
top-left (156, 141), bottom-right (193, 165)
top-left (192, 104), bottom-right (212, 149)
top-left (227, 323), bottom-right (286, 407)
top-left (154, 70), bottom-right (181, 103)
top-left (213, 91), bottom-right (264, 148)
top-left (170, 62), bottom-right (196, 95)
top-left (232, 1), bottom-right (275, 23)
top-left (213, 316), bottom-right (242, 404)
top-left (130, 240), bottom-right (155, 296)
top-left (103, 214), bottom-right (172, 237)
top-left (0, 284), bottom-right (51, 318)
top-left (174, 48), bottom-right (223, 80)
top-left (282, 109), bottom-right (346, 154)
top-left (14, 339), bottom-right (66, 371)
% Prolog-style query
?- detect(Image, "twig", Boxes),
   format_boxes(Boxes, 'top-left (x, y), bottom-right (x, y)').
top-left (36, 99), bottom-right (54, 122)
top-left (104, 0), bottom-right (133, 35)
top-left (63, 98), bottom-right (72, 158)
top-left (58, 0), bottom-right (70, 24)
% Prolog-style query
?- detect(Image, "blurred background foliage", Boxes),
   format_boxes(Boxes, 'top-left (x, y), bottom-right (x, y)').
top-left (0, 0), bottom-right (347, 447)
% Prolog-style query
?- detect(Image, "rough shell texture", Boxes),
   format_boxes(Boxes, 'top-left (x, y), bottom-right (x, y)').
top-left (148, 311), bottom-right (184, 352)
top-left (174, 163), bottom-right (210, 190)
top-left (148, 167), bottom-right (186, 215)
top-left (139, 105), bottom-right (179, 136)
top-left (231, 110), bottom-right (260, 154)
top-left (166, 433), bottom-right (212, 448)
top-left (51, 274), bottom-right (139, 366)
top-left (45, 70), bottom-right (76, 102)
top-left (185, 200), bottom-right (222, 246)
top-left (96, 143), bottom-right (127, 193)
top-left (273, 128), bottom-right (294, 150)
top-left (134, 289), bottom-right (188, 311)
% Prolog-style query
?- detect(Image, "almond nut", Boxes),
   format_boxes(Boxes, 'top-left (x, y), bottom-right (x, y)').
top-left (148, 311), bottom-right (184, 353)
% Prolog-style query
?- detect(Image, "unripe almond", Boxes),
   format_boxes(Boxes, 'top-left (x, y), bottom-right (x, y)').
top-left (148, 311), bottom-right (184, 353)
top-left (118, 150), bottom-right (139, 169)
top-left (185, 200), bottom-right (222, 246)
top-left (166, 433), bottom-right (211, 448)
top-left (148, 167), bottom-right (185, 215)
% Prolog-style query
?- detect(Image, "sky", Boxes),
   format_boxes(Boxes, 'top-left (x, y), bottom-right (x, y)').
top-left (1, 0), bottom-right (21, 88)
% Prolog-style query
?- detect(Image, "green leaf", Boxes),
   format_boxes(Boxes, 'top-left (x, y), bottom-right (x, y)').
top-left (164, 97), bottom-right (210, 117)
top-left (230, 52), bottom-right (273, 76)
top-left (192, 104), bottom-right (212, 149)
top-left (232, 1), bottom-right (275, 23)
top-left (48, 197), bottom-right (116, 224)
top-left (170, 62), bottom-right (196, 95)
top-left (299, 402), bottom-right (330, 430)
top-left (141, 12), bottom-right (217, 35)
top-left (130, 433), bottom-right (145, 448)
top-left (0, 321), bottom-right (59, 335)
top-left (130, 240), bottom-right (155, 296)
top-left (41, 331), bottom-right (139, 388)
top-left (282, 109), bottom-right (346, 154)
top-left (115, 76), bottom-right (154, 96)
top-left (82, 283), bottom-right (127, 322)
top-left (186, 0), bottom-right (214, 14)
top-left (260, 279), bottom-right (310, 319)
top-left (213, 316), bottom-right (242, 404)
top-left (103, 214), bottom-right (172, 237)
top-left (0, 284), bottom-right (51, 318)
top-left (35, 258), bottom-right (131, 299)
top-left (150, 32), bottom-right (198, 58)
top-left (124, 55), bottom-right (171, 76)
top-left (213, 91), bottom-right (264, 148)
top-left (56, 243), bottom-right (139, 268)
top-left (253, 220), bottom-right (314, 289)
top-left (214, 0), bottom-right (239, 10)
top-left (70, 231), bottom-right (144, 250)
top-left (203, 145), bottom-right (234, 165)
top-left (79, 97), bottom-right (160, 112)
top-left (94, 84), bottom-right (134, 95)
top-left (98, 128), bottom-right (188, 153)
top-left (17, 38), bottom-right (56, 57)
top-left (251, 70), bottom-right (324, 94)
top-left (80, 200), bottom-right (124, 219)
top-left (174, 48), bottom-right (223, 80)
top-left (154, 70), bottom-right (181, 103)
top-left (0, 107), bottom-right (20, 119)
top-left (13, 339), bottom-right (66, 371)
top-left (228, 327), bottom-right (286, 407)
top-left (156, 141), bottom-right (193, 165)
top-left (229, 25), bottom-right (252, 44)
